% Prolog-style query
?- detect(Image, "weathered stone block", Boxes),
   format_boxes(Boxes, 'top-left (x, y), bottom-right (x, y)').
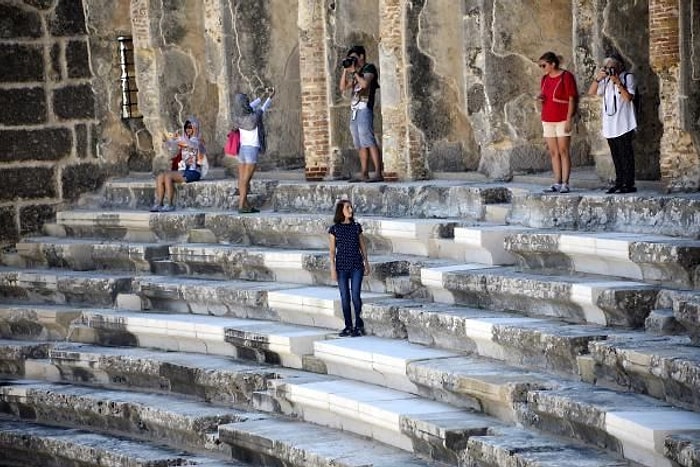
top-left (61, 163), bottom-right (106, 201)
top-left (0, 44), bottom-right (44, 82)
top-left (53, 84), bottom-right (95, 120)
top-left (75, 123), bottom-right (87, 158)
top-left (49, 42), bottom-right (60, 81)
top-left (19, 204), bottom-right (56, 236)
top-left (0, 167), bottom-right (56, 201)
top-left (0, 128), bottom-right (72, 162)
top-left (66, 40), bottom-right (91, 79)
top-left (0, 4), bottom-right (42, 39)
top-left (0, 206), bottom-right (18, 245)
top-left (0, 87), bottom-right (46, 125)
top-left (48, 0), bottom-right (87, 36)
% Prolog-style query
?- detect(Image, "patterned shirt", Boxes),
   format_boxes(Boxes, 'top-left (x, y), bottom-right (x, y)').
top-left (329, 221), bottom-right (364, 271)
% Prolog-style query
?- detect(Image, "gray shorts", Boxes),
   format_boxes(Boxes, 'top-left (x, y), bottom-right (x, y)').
top-left (238, 145), bottom-right (259, 164)
top-left (349, 108), bottom-right (377, 149)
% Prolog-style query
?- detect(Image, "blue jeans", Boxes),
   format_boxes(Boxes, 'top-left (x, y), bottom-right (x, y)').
top-left (337, 268), bottom-right (364, 329)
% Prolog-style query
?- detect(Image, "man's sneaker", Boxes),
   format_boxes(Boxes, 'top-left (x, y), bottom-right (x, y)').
top-left (159, 204), bottom-right (175, 212)
top-left (543, 184), bottom-right (561, 193)
top-left (338, 327), bottom-right (353, 337)
top-left (149, 204), bottom-right (161, 212)
top-left (559, 183), bottom-right (570, 193)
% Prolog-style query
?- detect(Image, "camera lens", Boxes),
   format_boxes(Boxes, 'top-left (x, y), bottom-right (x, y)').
top-left (342, 57), bottom-right (356, 68)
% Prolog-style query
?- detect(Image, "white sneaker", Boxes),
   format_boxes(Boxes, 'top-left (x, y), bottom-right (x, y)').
top-left (149, 203), bottom-right (161, 212)
top-left (543, 183), bottom-right (561, 193)
top-left (159, 204), bottom-right (175, 212)
top-left (559, 183), bottom-right (570, 193)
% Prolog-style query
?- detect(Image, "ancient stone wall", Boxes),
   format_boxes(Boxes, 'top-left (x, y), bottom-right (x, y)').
top-left (1, 0), bottom-right (104, 247)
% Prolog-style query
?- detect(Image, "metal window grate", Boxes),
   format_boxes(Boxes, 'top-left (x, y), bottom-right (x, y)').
top-left (118, 36), bottom-right (141, 119)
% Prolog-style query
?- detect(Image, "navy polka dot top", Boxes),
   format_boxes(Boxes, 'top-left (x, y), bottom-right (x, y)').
top-left (329, 221), bottom-right (364, 271)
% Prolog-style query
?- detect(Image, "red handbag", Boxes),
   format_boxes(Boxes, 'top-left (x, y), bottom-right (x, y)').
top-left (224, 129), bottom-right (240, 156)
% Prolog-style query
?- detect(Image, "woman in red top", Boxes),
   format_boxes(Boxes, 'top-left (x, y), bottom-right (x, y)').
top-left (538, 52), bottom-right (578, 193)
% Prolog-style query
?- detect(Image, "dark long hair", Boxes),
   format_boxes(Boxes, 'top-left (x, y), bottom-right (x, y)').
top-left (539, 51), bottom-right (561, 69)
top-left (333, 200), bottom-right (354, 224)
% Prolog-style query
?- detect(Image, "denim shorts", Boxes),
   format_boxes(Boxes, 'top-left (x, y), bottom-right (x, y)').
top-left (181, 169), bottom-right (201, 183)
top-left (238, 145), bottom-right (259, 164)
top-left (349, 108), bottom-right (377, 149)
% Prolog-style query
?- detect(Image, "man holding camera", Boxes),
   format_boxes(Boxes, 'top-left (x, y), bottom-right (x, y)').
top-left (588, 54), bottom-right (638, 193)
top-left (339, 45), bottom-right (383, 182)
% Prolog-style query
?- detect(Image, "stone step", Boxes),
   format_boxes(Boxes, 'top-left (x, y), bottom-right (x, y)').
top-left (0, 339), bottom-right (52, 377)
top-left (218, 417), bottom-right (439, 466)
top-left (507, 188), bottom-right (700, 237)
top-left (658, 288), bottom-right (700, 344)
top-left (505, 230), bottom-right (700, 288)
top-left (204, 211), bottom-right (466, 258)
top-left (262, 374), bottom-right (503, 464)
top-left (465, 428), bottom-right (628, 466)
top-left (266, 286), bottom-right (393, 330)
top-left (41, 342), bottom-right (278, 404)
top-left (0, 303), bottom-right (83, 341)
top-left (158, 243), bottom-right (411, 292)
top-left (0, 418), bottom-right (235, 466)
top-left (586, 333), bottom-right (700, 413)
top-left (313, 335), bottom-right (559, 422)
top-left (102, 177), bottom-right (273, 210)
top-left (55, 209), bottom-right (206, 242)
top-left (0, 268), bottom-right (132, 307)
top-left (524, 384), bottom-right (700, 466)
top-left (69, 309), bottom-right (332, 369)
top-left (453, 224), bottom-right (532, 265)
top-left (0, 380), bottom-right (255, 456)
top-left (15, 236), bottom-right (171, 272)
top-left (665, 432), bottom-right (700, 467)
top-left (421, 264), bottom-right (659, 327)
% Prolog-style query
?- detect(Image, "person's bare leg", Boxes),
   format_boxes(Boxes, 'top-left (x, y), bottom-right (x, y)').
top-left (164, 172), bottom-right (184, 205)
top-left (245, 163), bottom-right (257, 207)
top-left (358, 148), bottom-right (369, 178)
top-left (545, 137), bottom-right (562, 184)
top-left (154, 174), bottom-right (165, 204)
top-left (238, 164), bottom-right (247, 209)
top-left (557, 136), bottom-right (572, 184)
top-left (369, 145), bottom-right (382, 178)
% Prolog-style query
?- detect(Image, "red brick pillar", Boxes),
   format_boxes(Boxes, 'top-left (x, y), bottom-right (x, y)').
top-left (298, 0), bottom-right (331, 181)
top-left (649, 0), bottom-right (700, 191)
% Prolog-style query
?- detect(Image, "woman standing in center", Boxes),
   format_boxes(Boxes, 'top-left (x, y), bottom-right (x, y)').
top-left (231, 88), bottom-right (274, 213)
top-left (538, 51), bottom-right (578, 194)
top-left (329, 200), bottom-right (370, 337)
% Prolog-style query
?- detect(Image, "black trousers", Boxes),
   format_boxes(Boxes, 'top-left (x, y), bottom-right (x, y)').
top-left (607, 130), bottom-right (636, 187)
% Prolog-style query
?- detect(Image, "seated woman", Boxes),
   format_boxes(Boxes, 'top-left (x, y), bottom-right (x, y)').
top-left (151, 116), bottom-right (208, 212)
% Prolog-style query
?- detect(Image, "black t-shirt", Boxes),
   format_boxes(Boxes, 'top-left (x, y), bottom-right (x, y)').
top-left (358, 63), bottom-right (379, 109)
top-left (329, 221), bottom-right (364, 271)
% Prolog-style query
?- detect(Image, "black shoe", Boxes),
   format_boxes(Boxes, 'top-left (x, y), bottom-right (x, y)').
top-left (618, 186), bottom-right (637, 194)
top-left (351, 327), bottom-right (365, 337)
top-left (338, 327), bottom-right (352, 337)
top-left (606, 185), bottom-right (622, 194)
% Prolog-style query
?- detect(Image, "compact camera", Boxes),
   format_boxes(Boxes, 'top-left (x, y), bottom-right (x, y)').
top-left (341, 56), bottom-right (357, 69)
top-left (604, 67), bottom-right (617, 76)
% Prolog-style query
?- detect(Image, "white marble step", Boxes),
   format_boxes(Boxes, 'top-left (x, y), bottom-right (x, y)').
top-left (506, 230), bottom-right (700, 288)
top-left (72, 310), bottom-right (331, 369)
top-left (218, 417), bottom-right (438, 466)
top-left (314, 336), bottom-right (457, 393)
top-left (267, 375), bottom-right (501, 457)
top-left (267, 285), bottom-right (392, 329)
top-left (420, 264), bottom-right (659, 327)
top-left (453, 224), bottom-right (532, 265)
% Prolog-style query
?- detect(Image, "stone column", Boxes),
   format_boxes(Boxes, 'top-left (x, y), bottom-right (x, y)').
top-left (378, 0), bottom-right (428, 181)
top-left (298, 0), bottom-right (332, 181)
top-left (650, 0), bottom-right (700, 191)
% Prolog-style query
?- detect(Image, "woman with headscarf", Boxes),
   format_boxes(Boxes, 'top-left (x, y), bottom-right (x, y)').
top-left (151, 116), bottom-right (209, 212)
top-left (232, 88), bottom-right (274, 213)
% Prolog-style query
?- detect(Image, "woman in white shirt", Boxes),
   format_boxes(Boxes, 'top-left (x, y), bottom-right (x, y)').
top-left (231, 89), bottom-right (274, 213)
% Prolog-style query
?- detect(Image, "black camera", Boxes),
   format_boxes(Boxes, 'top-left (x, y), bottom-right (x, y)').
top-left (341, 56), bottom-right (357, 69)
top-left (605, 67), bottom-right (617, 76)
